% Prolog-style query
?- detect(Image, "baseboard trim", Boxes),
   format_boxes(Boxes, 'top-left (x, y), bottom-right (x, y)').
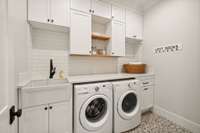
top-left (153, 106), bottom-right (200, 133)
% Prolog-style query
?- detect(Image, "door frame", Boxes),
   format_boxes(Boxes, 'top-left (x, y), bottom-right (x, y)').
top-left (0, 0), bottom-right (17, 132)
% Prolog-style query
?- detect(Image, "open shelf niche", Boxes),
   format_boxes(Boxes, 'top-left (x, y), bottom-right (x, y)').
top-left (91, 16), bottom-right (112, 56)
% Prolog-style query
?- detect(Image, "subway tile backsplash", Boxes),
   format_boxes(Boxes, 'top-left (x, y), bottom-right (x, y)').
top-left (30, 28), bottom-right (142, 80)
top-left (31, 49), bottom-right (68, 80)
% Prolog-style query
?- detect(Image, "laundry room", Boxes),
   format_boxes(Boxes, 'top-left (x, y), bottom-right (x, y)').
top-left (0, 0), bottom-right (200, 133)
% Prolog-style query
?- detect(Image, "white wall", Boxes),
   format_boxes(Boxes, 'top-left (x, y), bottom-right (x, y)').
top-left (143, 0), bottom-right (200, 131)
top-left (0, 0), bottom-right (7, 111)
top-left (8, 0), bottom-right (31, 84)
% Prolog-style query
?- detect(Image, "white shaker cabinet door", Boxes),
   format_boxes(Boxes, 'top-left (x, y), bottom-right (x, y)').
top-left (141, 86), bottom-right (154, 111)
top-left (91, 0), bottom-right (111, 19)
top-left (19, 105), bottom-right (48, 133)
top-left (71, 0), bottom-right (91, 14)
top-left (50, 0), bottom-right (70, 26)
top-left (126, 10), bottom-right (143, 40)
top-left (49, 102), bottom-right (72, 133)
top-left (112, 5), bottom-right (125, 22)
top-left (28, 0), bottom-right (49, 23)
top-left (70, 10), bottom-right (92, 55)
top-left (111, 21), bottom-right (125, 56)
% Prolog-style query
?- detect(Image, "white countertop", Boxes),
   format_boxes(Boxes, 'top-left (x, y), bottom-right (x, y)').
top-left (18, 73), bottom-right (154, 88)
top-left (68, 73), bottom-right (154, 84)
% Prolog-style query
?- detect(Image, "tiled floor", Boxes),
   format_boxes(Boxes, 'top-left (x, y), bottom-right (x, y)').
top-left (126, 112), bottom-right (192, 133)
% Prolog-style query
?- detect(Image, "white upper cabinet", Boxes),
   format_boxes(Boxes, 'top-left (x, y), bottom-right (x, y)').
top-left (111, 21), bottom-right (125, 56)
top-left (28, 0), bottom-right (49, 24)
top-left (28, 0), bottom-right (69, 27)
top-left (112, 5), bottom-right (125, 22)
top-left (71, 0), bottom-right (91, 14)
top-left (50, 0), bottom-right (70, 26)
top-left (70, 10), bottom-right (92, 55)
top-left (91, 0), bottom-right (111, 19)
top-left (126, 10), bottom-right (143, 40)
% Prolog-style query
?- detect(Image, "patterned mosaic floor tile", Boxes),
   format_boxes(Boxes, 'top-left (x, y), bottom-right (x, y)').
top-left (124, 112), bottom-right (192, 133)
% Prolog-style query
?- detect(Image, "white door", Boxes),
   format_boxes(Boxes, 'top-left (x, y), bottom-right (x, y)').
top-left (50, 0), bottom-right (70, 27)
top-left (19, 105), bottom-right (49, 133)
top-left (49, 102), bottom-right (72, 133)
top-left (28, 0), bottom-right (49, 23)
top-left (112, 5), bottom-right (125, 22)
top-left (70, 10), bottom-right (92, 55)
top-left (71, 0), bottom-right (91, 14)
top-left (111, 21), bottom-right (125, 56)
top-left (0, 0), bottom-right (16, 132)
top-left (91, 0), bottom-right (111, 19)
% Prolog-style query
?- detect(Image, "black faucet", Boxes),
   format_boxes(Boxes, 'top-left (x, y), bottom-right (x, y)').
top-left (49, 59), bottom-right (56, 79)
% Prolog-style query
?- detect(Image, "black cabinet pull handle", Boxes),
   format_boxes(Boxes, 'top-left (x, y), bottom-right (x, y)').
top-left (49, 106), bottom-right (53, 109)
top-left (144, 88), bottom-right (149, 91)
top-left (51, 19), bottom-right (54, 23)
top-left (47, 19), bottom-right (50, 22)
top-left (44, 107), bottom-right (48, 110)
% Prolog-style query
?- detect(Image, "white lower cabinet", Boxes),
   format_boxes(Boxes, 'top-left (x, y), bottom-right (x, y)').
top-left (139, 76), bottom-right (155, 112)
top-left (19, 102), bottom-right (72, 133)
top-left (49, 102), bottom-right (72, 133)
top-left (19, 105), bottom-right (49, 133)
top-left (141, 86), bottom-right (154, 111)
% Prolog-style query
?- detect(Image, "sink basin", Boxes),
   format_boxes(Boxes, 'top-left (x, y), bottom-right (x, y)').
top-left (25, 79), bottom-right (69, 88)
top-left (20, 79), bottom-right (72, 108)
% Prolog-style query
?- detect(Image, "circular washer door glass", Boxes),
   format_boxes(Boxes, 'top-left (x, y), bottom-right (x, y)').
top-left (122, 93), bottom-right (137, 113)
top-left (85, 98), bottom-right (107, 123)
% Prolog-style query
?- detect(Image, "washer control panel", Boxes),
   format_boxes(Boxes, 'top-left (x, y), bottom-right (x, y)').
top-left (75, 82), bottom-right (112, 95)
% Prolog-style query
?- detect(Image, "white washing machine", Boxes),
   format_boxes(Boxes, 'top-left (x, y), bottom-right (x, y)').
top-left (74, 82), bottom-right (113, 133)
top-left (112, 79), bottom-right (141, 133)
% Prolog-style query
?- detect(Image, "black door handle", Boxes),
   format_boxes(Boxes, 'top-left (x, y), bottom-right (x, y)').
top-left (10, 106), bottom-right (22, 125)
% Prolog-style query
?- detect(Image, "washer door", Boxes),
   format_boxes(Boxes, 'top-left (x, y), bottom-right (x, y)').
top-left (118, 90), bottom-right (140, 120)
top-left (80, 95), bottom-right (111, 131)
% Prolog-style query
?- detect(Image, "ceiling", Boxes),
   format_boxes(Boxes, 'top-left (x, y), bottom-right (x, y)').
top-left (103, 0), bottom-right (162, 12)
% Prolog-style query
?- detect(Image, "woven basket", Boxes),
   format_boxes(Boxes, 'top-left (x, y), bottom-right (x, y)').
top-left (123, 64), bottom-right (146, 74)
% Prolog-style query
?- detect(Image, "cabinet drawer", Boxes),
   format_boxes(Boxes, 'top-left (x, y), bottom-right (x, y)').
top-left (21, 84), bottom-right (72, 108)
top-left (141, 78), bottom-right (154, 87)
top-left (141, 86), bottom-right (154, 111)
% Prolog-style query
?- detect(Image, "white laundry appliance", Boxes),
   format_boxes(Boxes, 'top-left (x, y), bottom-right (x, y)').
top-left (74, 82), bottom-right (113, 133)
top-left (112, 79), bottom-right (141, 133)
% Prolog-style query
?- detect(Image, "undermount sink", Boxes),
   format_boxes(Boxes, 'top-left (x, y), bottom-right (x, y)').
top-left (25, 79), bottom-right (69, 88)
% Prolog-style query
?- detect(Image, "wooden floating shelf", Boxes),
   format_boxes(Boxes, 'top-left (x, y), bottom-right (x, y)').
top-left (92, 32), bottom-right (111, 41)
top-left (70, 54), bottom-right (116, 57)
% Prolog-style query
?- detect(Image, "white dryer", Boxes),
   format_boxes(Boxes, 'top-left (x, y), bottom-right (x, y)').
top-left (74, 82), bottom-right (113, 133)
top-left (112, 79), bottom-right (141, 133)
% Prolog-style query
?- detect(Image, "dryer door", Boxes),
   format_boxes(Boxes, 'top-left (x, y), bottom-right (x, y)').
top-left (118, 90), bottom-right (140, 120)
top-left (80, 95), bottom-right (111, 131)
